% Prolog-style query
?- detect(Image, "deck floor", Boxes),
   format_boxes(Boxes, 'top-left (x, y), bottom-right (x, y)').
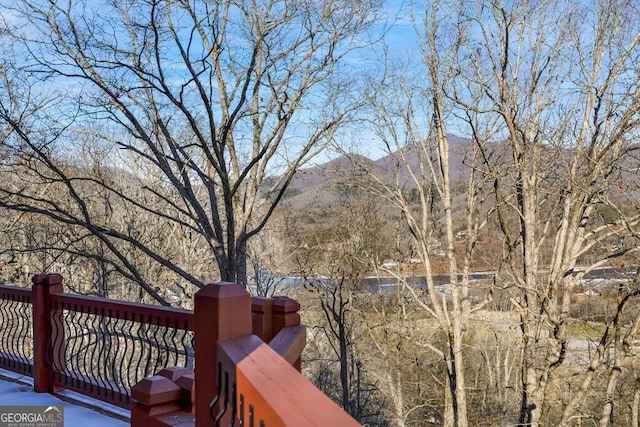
top-left (0, 369), bottom-right (128, 427)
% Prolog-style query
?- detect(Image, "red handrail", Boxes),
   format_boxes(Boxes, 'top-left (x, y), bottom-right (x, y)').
top-left (1, 277), bottom-right (356, 427)
top-left (47, 293), bottom-right (194, 408)
top-left (49, 293), bottom-right (193, 328)
top-left (217, 335), bottom-right (361, 426)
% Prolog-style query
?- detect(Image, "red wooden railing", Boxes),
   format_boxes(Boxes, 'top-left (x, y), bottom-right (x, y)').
top-left (0, 274), bottom-right (361, 426)
top-left (215, 336), bottom-right (359, 426)
top-left (1, 273), bottom-right (195, 408)
top-left (131, 281), bottom-right (361, 427)
top-left (48, 285), bottom-right (195, 407)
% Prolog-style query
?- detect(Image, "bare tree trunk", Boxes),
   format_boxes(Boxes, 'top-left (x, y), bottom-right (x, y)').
top-left (339, 322), bottom-right (350, 413)
top-left (599, 339), bottom-right (623, 427)
top-left (444, 373), bottom-right (455, 427)
top-left (391, 351), bottom-right (405, 427)
top-left (519, 328), bottom-right (547, 427)
top-left (633, 359), bottom-right (640, 427)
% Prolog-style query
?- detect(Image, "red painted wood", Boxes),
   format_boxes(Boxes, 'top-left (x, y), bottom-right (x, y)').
top-left (219, 336), bottom-right (362, 427)
top-left (272, 296), bottom-right (301, 336)
top-left (268, 325), bottom-right (306, 368)
top-left (132, 375), bottom-right (181, 406)
top-left (0, 285), bottom-right (32, 300)
top-left (251, 296), bottom-right (274, 342)
top-left (32, 274), bottom-right (63, 393)
top-left (1, 276), bottom-right (346, 427)
top-left (48, 293), bottom-right (193, 329)
top-left (193, 282), bottom-right (251, 427)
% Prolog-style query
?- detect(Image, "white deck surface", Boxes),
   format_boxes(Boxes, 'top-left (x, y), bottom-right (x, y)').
top-left (0, 369), bottom-right (129, 426)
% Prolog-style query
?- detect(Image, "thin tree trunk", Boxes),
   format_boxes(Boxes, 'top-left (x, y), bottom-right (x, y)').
top-left (444, 373), bottom-right (455, 427)
top-left (392, 360), bottom-right (404, 427)
top-left (453, 320), bottom-right (468, 427)
top-left (340, 327), bottom-right (350, 413)
top-left (519, 321), bottom-right (548, 427)
top-left (599, 333), bottom-right (624, 426)
top-left (235, 235), bottom-right (248, 286)
top-left (633, 366), bottom-right (639, 427)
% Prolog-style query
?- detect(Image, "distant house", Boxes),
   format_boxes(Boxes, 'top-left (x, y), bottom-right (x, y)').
top-left (381, 260), bottom-right (398, 268)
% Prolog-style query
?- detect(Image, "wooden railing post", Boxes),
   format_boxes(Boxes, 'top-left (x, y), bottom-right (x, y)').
top-left (194, 282), bottom-right (251, 427)
top-left (131, 375), bottom-right (181, 426)
top-left (272, 296), bottom-right (302, 371)
top-left (251, 296), bottom-right (274, 342)
top-left (31, 273), bottom-right (63, 393)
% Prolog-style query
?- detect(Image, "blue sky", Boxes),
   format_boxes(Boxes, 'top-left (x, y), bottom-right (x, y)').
top-left (0, 0), bottom-right (427, 166)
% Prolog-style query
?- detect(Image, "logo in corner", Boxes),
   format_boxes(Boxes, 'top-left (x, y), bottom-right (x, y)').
top-left (0, 405), bottom-right (64, 427)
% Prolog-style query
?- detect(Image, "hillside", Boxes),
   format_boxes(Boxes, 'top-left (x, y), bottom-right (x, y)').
top-left (281, 135), bottom-right (473, 210)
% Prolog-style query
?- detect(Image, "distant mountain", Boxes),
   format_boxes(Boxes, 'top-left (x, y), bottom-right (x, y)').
top-left (276, 154), bottom-right (373, 209)
top-left (370, 134), bottom-right (472, 184)
top-left (281, 135), bottom-right (474, 210)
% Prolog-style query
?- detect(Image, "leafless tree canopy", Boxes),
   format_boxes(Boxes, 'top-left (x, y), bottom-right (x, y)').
top-left (0, 0), bottom-right (381, 303)
top-left (337, 0), bottom-right (640, 425)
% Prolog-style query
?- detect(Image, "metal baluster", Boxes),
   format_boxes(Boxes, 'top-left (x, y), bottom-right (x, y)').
top-left (78, 308), bottom-right (92, 389)
top-left (227, 382), bottom-right (237, 427)
top-left (168, 319), bottom-right (179, 367)
top-left (214, 372), bottom-right (230, 426)
top-left (131, 314), bottom-right (146, 384)
top-left (209, 362), bottom-right (223, 421)
top-left (102, 308), bottom-right (115, 398)
top-left (49, 301), bottom-right (65, 381)
top-left (114, 316), bottom-right (129, 404)
top-left (95, 308), bottom-right (109, 396)
top-left (122, 313), bottom-right (136, 397)
top-left (239, 394), bottom-right (245, 427)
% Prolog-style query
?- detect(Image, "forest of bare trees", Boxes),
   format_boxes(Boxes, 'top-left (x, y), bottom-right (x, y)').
top-left (0, 0), bottom-right (382, 303)
top-left (2, 0), bottom-right (640, 426)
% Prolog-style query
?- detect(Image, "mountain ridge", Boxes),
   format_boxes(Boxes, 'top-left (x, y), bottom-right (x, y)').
top-left (281, 135), bottom-right (474, 210)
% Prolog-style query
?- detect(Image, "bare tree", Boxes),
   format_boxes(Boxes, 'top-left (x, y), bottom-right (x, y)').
top-left (295, 182), bottom-right (388, 424)
top-left (0, 0), bottom-right (381, 301)
top-left (457, 0), bottom-right (640, 425)
top-left (346, 2), bottom-right (494, 425)
top-left (246, 221), bottom-right (288, 297)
